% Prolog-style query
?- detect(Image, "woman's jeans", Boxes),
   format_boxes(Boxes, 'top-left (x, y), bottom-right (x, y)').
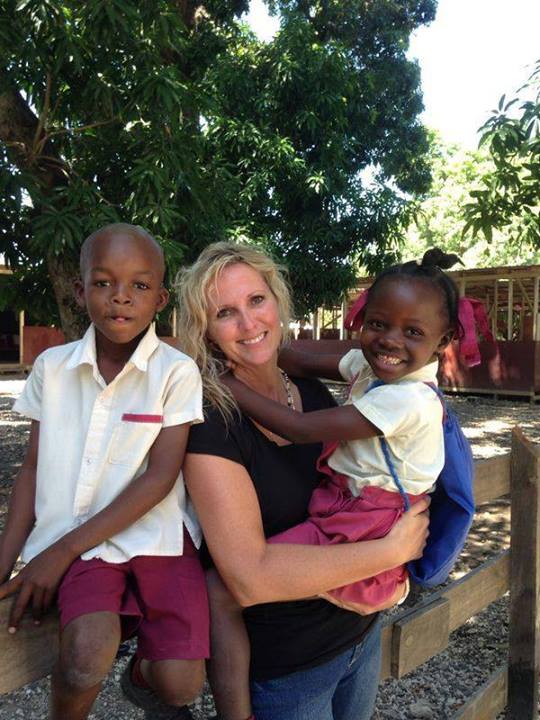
top-left (250, 619), bottom-right (381, 720)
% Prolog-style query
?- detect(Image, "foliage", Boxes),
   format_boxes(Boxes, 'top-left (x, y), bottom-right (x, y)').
top-left (0, 0), bottom-right (436, 333)
top-left (403, 132), bottom-right (540, 268)
top-left (462, 60), bottom-right (540, 252)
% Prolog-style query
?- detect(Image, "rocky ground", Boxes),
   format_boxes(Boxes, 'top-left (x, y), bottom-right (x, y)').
top-left (1, 377), bottom-right (539, 719)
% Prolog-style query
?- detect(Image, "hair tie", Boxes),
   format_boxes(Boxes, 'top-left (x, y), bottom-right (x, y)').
top-left (344, 290), bottom-right (369, 331)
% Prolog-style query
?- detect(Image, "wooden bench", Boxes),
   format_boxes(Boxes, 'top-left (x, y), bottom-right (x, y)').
top-left (1, 428), bottom-right (538, 719)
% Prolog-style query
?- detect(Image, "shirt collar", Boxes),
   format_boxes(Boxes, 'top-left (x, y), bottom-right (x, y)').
top-left (66, 323), bottom-right (159, 373)
top-left (397, 358), bottom-right (439, 384)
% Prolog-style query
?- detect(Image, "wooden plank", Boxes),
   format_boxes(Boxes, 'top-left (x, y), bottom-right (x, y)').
top-left (391, 597), bottom-right (449, 678)
top-left (474, 455), bottom-right (511, 505)
top-left (445, 551), bottom-right (510, 633)
top-left (453, 665), bottom-right (508, 720)
top-left (508, 428), bottom-right (540, 719)
top-left (380, 551), bottom-right (509, 680)
top-left (0, 599), bottom-right (59, 693)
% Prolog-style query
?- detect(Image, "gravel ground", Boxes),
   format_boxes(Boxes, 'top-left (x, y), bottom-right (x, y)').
top-left (1, 377), bottom-right (538, 719)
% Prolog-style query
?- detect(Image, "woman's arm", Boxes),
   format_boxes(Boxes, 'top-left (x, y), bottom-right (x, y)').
top-left (184, 452), bottom-right (429, 607)
top-left (223, 374), bottom-right (380, 443)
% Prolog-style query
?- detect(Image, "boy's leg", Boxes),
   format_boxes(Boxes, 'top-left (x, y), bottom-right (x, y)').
top-left (205, 568), bottom-right (253, 720)
top-left (50, 611), bottom-right (121, 720)
top-left (126, 544), bottom-right (210, 714)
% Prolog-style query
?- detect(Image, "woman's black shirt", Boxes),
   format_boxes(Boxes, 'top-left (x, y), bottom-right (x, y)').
top-left (186, 377), bottom-right (377, 680)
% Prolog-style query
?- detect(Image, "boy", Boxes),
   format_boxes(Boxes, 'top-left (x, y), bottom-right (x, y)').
top-left (0, 224), bottom-right (208, 720)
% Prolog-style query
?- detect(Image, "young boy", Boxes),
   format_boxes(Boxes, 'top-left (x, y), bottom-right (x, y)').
top-left (0, 223), bottom-right (208, 720)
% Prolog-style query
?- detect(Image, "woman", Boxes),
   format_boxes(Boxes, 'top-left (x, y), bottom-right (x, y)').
top-left (177, 242), bottom-right (430, 720)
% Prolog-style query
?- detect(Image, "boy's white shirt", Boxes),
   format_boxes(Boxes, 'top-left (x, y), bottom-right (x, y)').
top-left (330, 349), bottom-right (445, 496)
top-left (13, 323), bottom-right (203, 563)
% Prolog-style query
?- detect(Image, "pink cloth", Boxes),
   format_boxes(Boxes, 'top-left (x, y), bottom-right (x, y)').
top-left (269, 458), bottom-right (425, 607)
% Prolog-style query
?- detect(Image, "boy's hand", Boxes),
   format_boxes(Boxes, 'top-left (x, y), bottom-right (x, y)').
top-left (0, 544), bottom-right (74, 632)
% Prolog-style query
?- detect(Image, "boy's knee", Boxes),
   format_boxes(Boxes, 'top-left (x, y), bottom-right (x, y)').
top-left (151, 659), bottom-right (205, 707)
top-left (58, 615), bottom-right (119, 691)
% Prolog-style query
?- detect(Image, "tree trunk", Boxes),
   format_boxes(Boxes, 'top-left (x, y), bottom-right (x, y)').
top-left (46, 251), bottom-right (87, 342)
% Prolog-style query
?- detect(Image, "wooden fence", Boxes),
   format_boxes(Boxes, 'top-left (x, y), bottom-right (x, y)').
top-left (1, 428), bottom-right (539, 719)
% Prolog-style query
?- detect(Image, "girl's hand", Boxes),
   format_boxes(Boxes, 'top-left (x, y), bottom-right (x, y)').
top-left (0, 543), bottom-right (75, 632)
top-left (387, 497), bottom-right (430, 565)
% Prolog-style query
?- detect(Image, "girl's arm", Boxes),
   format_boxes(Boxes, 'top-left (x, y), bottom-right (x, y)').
top-left (223, 374), bottom-right (380, 443)
top-left (184, 452), bottom-right (429, 606)
top-left (0, 422), bottom-right (190, 631)
top-left (0, 421), bottom-right (39, 583)
top-left (278, 346), bottom-right (345, 381)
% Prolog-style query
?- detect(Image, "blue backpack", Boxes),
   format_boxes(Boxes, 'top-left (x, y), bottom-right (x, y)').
top-left (367, 381), bottom-right (475, 588)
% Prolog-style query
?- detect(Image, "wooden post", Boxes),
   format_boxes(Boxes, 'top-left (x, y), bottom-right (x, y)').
top-left (507, 428), bottom-right (540, 719)
top-left (507, 280), bottom-right (514, 340)
top-left (492, 280), bottom-right (499, 338)
top-left (19, 310), bottom-right (25, 367)
top-left (533, 277), bottom-right (539, 341)
top-left (312, 310), bottom-right (320, 340)
top-left (339, 299), bottom-right (346, 340)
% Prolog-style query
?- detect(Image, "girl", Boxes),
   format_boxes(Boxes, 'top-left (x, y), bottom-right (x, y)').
top-left (209, 248), bottom-right (462, 719)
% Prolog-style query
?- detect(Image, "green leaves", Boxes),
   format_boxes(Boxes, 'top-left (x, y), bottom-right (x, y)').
top-left (463, 60), bottom-right (540, 251)
top-left (1, 0), bottom-right (436, 332)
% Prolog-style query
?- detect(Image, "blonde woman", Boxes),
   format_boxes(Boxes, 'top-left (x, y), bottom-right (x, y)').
top-left (177, 242), bottom-right (429, 720)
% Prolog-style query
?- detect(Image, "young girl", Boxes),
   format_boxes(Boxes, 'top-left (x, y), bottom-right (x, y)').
top-left (207, 249), bottom-right (464, 720)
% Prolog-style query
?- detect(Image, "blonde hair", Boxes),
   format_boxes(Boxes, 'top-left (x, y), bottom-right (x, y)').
top-left (175, 242), bottom-right (292, 421)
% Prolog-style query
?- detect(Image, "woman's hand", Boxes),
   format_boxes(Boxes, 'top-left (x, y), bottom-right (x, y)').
top-left (0, 542), bottom-right (75, 632)
top-left (386, 497), bottom-right (430, 565)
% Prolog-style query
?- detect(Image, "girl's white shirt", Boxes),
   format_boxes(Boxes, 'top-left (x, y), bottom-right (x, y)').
top-left (328, 349), bottom-right (444, 496)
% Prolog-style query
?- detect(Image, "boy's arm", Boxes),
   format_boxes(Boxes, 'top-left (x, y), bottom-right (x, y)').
top-left (0, 422), bottom-right (191, 631)
top-left (224, 374), bottom-right (380, 443)
top-left (0, 421), bottom-right (39, 583)
top-left (278, 346), bottom-right (345, 381)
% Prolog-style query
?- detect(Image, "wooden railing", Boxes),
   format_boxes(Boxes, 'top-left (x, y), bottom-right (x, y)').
top-left (378, 429), bottom-right (538, 719)
top-left (1, 429), bottom-right (538, 719)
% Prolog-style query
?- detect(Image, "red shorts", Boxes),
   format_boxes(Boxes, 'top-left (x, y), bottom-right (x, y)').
top-left (58, 531), bottom-right (209, 661)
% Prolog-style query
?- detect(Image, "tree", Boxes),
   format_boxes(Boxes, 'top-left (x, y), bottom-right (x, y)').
top-left (403, 132), bottom-right (540, 267)
top-left (462, 60), bottom-right (540, 253)
top-left (1, 0), bottom-right (436, 337)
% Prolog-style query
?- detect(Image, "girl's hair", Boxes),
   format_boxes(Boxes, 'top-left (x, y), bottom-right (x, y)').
top-left (368, 248), bottom-right (462, 334)
top-left (175, 241), bottom-right (293, 421)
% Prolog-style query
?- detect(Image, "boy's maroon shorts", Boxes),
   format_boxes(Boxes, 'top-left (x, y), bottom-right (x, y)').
top-left (57, 531), bottom-right (209, 661)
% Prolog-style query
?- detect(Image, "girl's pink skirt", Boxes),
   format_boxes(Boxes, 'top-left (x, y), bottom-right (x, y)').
top-left (269, 452), bottom-right (425, 608)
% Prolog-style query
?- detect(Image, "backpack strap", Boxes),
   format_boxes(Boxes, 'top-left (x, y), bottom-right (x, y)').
top-left (365, 379), bottom-right (445, 512)
top-left (364, 380), bottom-right (411, 511)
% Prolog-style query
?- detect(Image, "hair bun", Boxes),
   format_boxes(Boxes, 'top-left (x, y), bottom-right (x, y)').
top-left (421, 248), bottom-right (464, 270)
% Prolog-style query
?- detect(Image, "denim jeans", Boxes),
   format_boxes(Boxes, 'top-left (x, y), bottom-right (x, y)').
top-left (250, 619), bottom-right (381, 720)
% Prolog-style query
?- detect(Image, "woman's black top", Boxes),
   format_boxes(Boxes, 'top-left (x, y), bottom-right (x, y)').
top-left (186, 377), bottom-right (377, 680)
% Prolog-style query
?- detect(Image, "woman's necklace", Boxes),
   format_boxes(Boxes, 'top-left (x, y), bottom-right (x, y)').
top-left (280, 370), bottom-right (296, 410)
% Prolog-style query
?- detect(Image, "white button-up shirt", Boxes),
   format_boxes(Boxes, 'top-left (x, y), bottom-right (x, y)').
top-left (13, 324), bottom-right (203, 563)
